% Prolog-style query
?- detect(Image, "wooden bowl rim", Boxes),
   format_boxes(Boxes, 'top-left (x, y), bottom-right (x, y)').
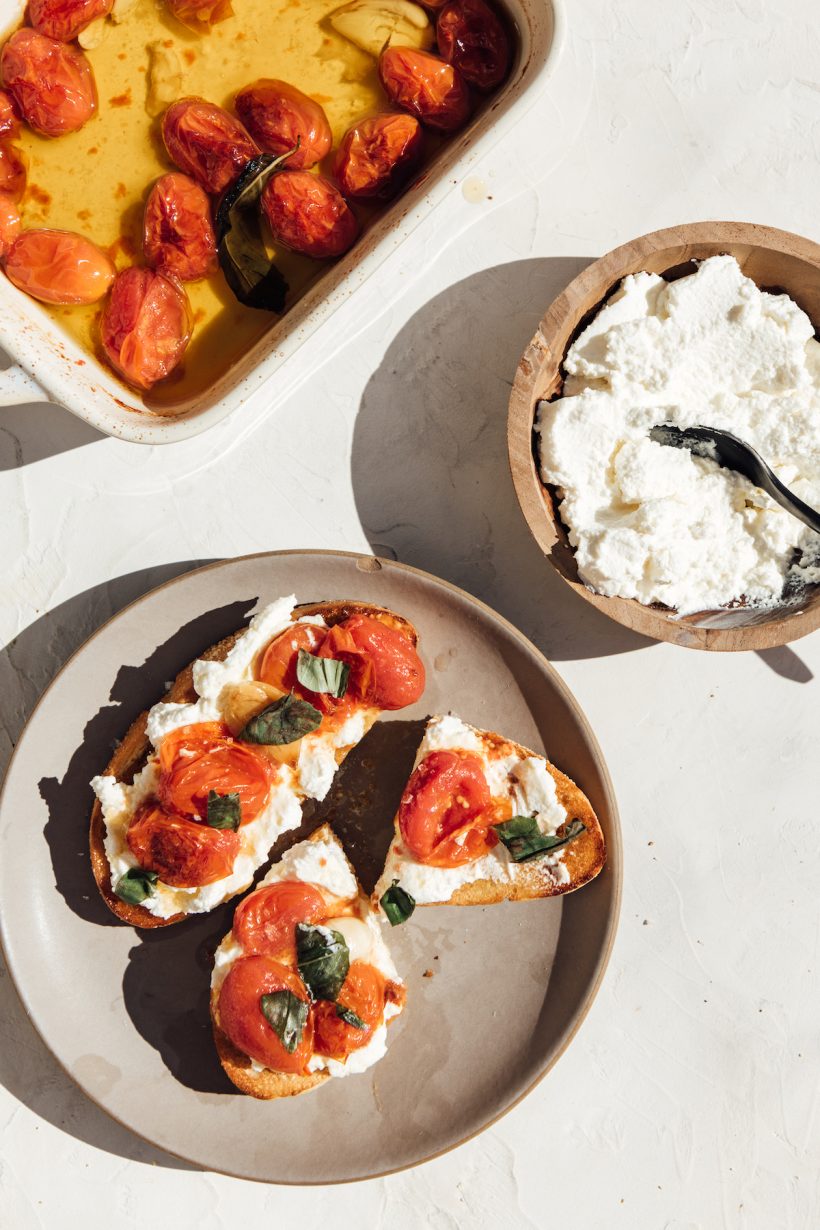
top-left (507, 220), bottom-right (820, 651)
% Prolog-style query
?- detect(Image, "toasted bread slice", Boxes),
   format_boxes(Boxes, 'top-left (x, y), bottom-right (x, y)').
top-left (211, 824), bottom-right (406, 1099)
top-left (90, 598), bottom-right (420, 929)
top-left (373, 715), bottom-right (606, 910)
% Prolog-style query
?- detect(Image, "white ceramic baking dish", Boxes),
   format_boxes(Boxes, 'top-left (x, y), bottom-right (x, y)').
top-left (0, 0), bottom-right (564, 444)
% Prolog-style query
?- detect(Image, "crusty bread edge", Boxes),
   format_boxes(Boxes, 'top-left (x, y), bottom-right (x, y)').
top-left (211, 823), bottom-right (404, 1100)
top-left (379, 727), bottom-right (607, 909)
top-left (89, 601), bottom-right (420, 929)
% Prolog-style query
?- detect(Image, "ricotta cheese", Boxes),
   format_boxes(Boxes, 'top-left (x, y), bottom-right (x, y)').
top-left (374, 714), bottom-right (570, 905)
top-left (536, 255), bottom-right (820, 614)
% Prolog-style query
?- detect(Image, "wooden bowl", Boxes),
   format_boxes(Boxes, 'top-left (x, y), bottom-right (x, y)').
top-left (507, 221), bottom-right (820, 651)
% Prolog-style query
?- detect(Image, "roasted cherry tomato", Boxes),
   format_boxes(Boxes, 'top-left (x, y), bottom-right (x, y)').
top-left (233, 880), bottom-right (329, 961)
top-left (378, 46), bottom-right (471, 132)
top-left (0, 143), bottom-right (26, 200)
top-left (333, 614), bottom-right (425, 710)
top-left (0, 90), bottom-right (19, 139)
top-left (257, 622), bottom-right (325, 692)
top-left (100, 267), bottom-right (192, 390)
top-left (157, 721), bottom-right (273, 825)
top-left (218, 955), bottom-right (313, 1073)
top-left (126, 801), bottom-right (240, 887)
top-left (4, 229), bottom-right (114, 304)
top-left (235, 79), bottom-right (331, 170)
top-left (261, 170), bottom-right (358, 259)
top-left (166, 0), bottom-right (232, 30)
top-left (313, 961), bottom-right (386, 1060)
top-left (143, 172), bottom-right (217, 282)
top-left (162, 98), bottom-right (258, 195)
top-left (28, 0), bottom-right (113, 43)
top-left (436, 0), bottom-right (510, 92)
top-left (333, 113), bottom-right (422, 201)
top-left (0, 30), bottom-right (96, 137)
top-left (0, 194), bottom-right (20, 257)
top-left (398, 748), bottom-right (498, 865)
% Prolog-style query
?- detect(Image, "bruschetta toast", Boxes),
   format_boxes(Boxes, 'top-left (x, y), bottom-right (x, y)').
top-left (211, 825), bottom-right (406, 1099)
top-left (373, 714), bottom-right (605, 915)
top-left (90, 595), bottom-right (425, 927)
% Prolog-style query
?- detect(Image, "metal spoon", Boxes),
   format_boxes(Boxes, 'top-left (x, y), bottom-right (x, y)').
top-left (649, 424), bottom-right (820, 535)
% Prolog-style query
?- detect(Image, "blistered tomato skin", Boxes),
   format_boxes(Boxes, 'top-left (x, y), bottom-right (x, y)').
top-left (126, 802), bottom-right (240, 887)
top-left (100, 267), bottom-right (192, 390)
top-left (4, 229), bottom-right (114, 304)
top-left (233, 880), bottom-right (329, 961)
top-left (378, 46), bottom-right (471, 132)
top-left (398, 748), bottom-right (497, 866)
top-left (313, 961), bottom-right (386, 1059)
top-left (261, 170), bottom-right (358, 259)
top-left (166, 0), bottom-right (233, 29)
top-left (158, 721), bottom-right (273, 824)
top-left (334, 614), bottom-right (425, 709)
top-left (257, 623), bottom-right (325, 692)
top-left (0, 30), bottom-right (97, 137)
top-left (218, 955), bottom-right (314, 1073)
top-left (161, 97), bottom-right (258, 195)
top-left (0, 195), bottom-right (20, 257)
top-left (235, 79), bottom-right (332, 169)
top-left (0, 91), bottom-right (19, 139)
top-left (144, 172), bottom-right (217, 282)
top-left (28, 0), bottom-right (113, 43)
top-left (436, 0), bottom-right (510, 91)
top-left (333, 113), bottom-right (423, 201)
top-left (0, 144), bottom-right (26, 200)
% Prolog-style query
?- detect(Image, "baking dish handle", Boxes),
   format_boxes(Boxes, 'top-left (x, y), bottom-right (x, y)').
top-left (0, 362), bottom-right (49, 405)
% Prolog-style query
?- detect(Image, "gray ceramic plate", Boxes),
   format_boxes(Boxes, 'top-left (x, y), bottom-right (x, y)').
top-left (0, 550), bottom-right (621, 1183)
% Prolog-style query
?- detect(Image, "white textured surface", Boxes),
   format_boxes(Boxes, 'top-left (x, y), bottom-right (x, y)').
top-left (1, 0), bottom-right (820, 1224)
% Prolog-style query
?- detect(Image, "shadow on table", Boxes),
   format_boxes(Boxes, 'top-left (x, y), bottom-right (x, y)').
top-left (350, 256), bottom-right (654, 663)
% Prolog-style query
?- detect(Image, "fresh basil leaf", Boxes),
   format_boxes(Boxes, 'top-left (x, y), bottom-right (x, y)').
top-left (215, 150), bottom-right (294, 311)
top-left (259, 990), bottom-right (309, 1054)
top-left (493, 815), bottom-right (587, 863)
top-left (380, 880), bottom-right (415, 926)
top-left (296, 924), bottom-right (350, 1001)
top-left (206, 790), bottom-right (241, 830)
top-left (296, 649), bottom-right (350, 698)
top-left (114, 866), bottom-right (159, 905)
top-left (239, 693), bottom-right (322, 745)
top-left (335, 1003), bottom-right (366, 1029)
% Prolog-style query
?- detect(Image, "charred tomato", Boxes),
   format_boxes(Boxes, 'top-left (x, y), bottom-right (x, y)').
top-left (378, 45), bottom-right (471, 132)
top-left (436, 0), bottom-right (510, 92)
top-left (261, 170), bottom-right (358, 259)
top-left (0, 29), bottom-right (96, 136)
top-left (4, 229), bottom-right (114, 304)
top-left (100, 267), bottom-right (192, 390)
top-left (333, 113), bottom-right (423, 200)
top-left (234, 79), bottom-right (331, 169)
top-left (143, 171), bottom-right (217, 282)
top-left (162, 97), bottom-right (258, 195)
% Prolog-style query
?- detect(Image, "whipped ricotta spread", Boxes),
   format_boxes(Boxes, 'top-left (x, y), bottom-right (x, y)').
top-left (211, 832), bottom-right (403, 1080)
top-left (374, 714), bottom-right (570, 906)
top-left (91, 595), bottom-right (377, 918)
top-left (536, 255), bottom-right (820, 614)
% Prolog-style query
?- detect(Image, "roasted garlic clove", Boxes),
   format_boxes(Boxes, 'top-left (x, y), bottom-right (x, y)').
top-left (145, 41), bottom-right (183, 118)
top-left (328, 0), bottom-right (433, 58)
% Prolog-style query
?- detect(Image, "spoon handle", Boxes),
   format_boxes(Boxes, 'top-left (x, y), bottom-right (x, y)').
top-left (755, 468), bottom-right (820, 535)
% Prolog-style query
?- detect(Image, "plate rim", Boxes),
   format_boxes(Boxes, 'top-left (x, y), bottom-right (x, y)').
top-left (0, 547), bottom-right (623, 1183)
